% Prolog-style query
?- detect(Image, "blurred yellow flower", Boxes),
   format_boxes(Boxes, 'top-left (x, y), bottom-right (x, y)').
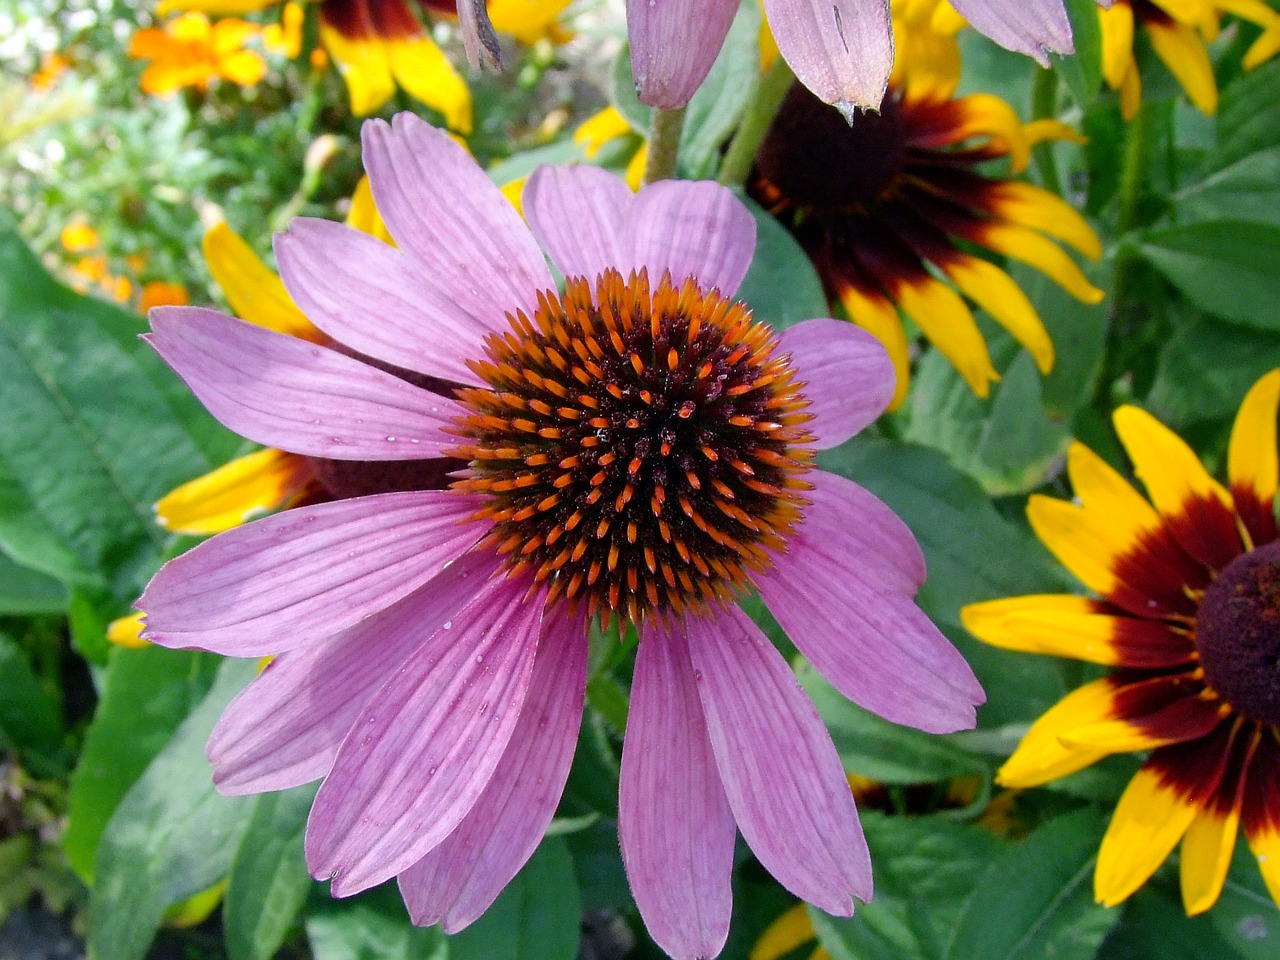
top-left (128, 12), bottom-right (267, 95)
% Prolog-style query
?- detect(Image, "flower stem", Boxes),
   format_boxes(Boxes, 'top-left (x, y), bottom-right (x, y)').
top-left (717, 57), bottom-right (796, 187)
top-left (641, 106), bottom-right (688, 186)
top-left (1030, 67), bottom-right (1062, 195)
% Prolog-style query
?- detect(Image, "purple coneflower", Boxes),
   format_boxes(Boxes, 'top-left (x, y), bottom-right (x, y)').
top-left (137, 112), bottom-right (982, 959)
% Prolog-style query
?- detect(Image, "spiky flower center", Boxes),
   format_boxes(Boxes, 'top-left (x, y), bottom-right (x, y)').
top-left (1196, 540), bottom-right (1280, 726)
top-left (450, 268), bottom-right (815, 626)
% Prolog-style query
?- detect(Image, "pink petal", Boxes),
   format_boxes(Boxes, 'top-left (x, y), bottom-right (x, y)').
top-left (762, 0), bottom-right (894, 112)
top-left (361, 114), bottom-right (553, 323)
top-left (147, 307), bottom-right (462, 460)
top-left (138, 491), bottom-right (486, 657)
top-left (757, 475), bottom-right (984, 733)
top-left (397, 608), bottom-right (588, 931)
top-left (627, 0), bottom-right (740, 109)
top-left (523, 165), bottom-right (634, 282)
top-left (778, 319), bottom-right (894, 448)
top-left (948, 0), bottom-right (1073, 65)
top-left (688, 606), bottom-right (872, 913)
top-left (275, 218), bottom-right (491, 386)
top-left (624, 181), bottom-right (756, 295)
top-left (207, 549), bottom-right (501, 794)
top-left (305, 576), bottom-right (544, 896)
top-left (619, 618), bottom-right (735, 960)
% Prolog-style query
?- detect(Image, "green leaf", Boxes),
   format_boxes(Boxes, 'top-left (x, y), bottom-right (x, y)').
top-left (64, 645), bottom-right (222, 880)
top-left (1177, 147), bottom-right (1280, 227)
top-left (0, 224), bottom-right (240, 599)
top-left (736, 194), bottom-right (828, 330)
top-left (87, 658), bottom-right (259, 960)
top-left (1058, 0), bottom-right (1104, 105)
top-left (797, 660), bottom-right (985, 784)
top-left (1137, 220), bottom-right (1280, 330)
top-left (307, 885), bottom-right (447, 960)
top-left (609, 46), bottom-right (651, 136)
top-left (946, 809), bottom-right (1117, 960)
top-left (0, 548), bottom-right (67, 615)
top-left (224, 785), bottom-right (317, 960)
top-left (1213, 60), bottom-right (1280, 172)
top-left (448, 835), bottom-right (581, 960)
top-left (817, 438), bottom-right (1070, 625)
top-left (811, 813), bottom-right (1007, 960)
top-left (0, 634), bottom-right (62, 754)
top-left (677, 1), bottom-right (761, 179)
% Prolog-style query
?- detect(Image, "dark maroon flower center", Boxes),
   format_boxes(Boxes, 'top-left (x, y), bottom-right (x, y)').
top-left (449, 268), bottom-right (815, 626)
top-left (1196, 539), bottom-right (1280, 726)
top-left (754, 84), bottom-right (907, 211)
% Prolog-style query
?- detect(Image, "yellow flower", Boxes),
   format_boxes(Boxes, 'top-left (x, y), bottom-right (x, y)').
top-left (963, 370), bottom-right (1280, 914)
top-left (128, 12), bottom-right (267, 95)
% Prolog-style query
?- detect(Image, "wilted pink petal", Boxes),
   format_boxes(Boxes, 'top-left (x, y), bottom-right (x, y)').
top-left (628, 0), bottom-right (740, 109)
top-left (620, 619), bottom-right (735, 960)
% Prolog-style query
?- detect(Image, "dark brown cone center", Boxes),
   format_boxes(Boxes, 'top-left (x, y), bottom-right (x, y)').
top-left (1196, 539), bottom-right (1280, 726)
top-left (754, 84), bottom-right (907, 210)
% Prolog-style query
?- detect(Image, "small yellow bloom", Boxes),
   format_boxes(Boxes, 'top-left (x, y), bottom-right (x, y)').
top-left (60, 222), bottom-right (99, 253)
top-left (128, 12), bottom-right (267, 96)
top-left (139, 280), bottom-right (191, 312)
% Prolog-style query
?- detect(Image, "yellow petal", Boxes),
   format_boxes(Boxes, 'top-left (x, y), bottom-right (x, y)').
top-left (60, 223), bottom-right (100, 252)
top-left (158, 0), bottom-right (276, 13)
top-left (155, 448), bottom-right (312, 535)
top-left (948, 93), bottom-right (1031, 172)
top-left (217, 48), bottom-right (268, 86)
top-left (962, 594), bottom-right (1129, 665)
top-left (1243, 22), bottom-right (1280, 70)
top-left (997, 679), bottom-right (1115, 787)
top-left (106, 612), bottom-right (150, 649)
top-left (201, 223), bottom-right (319, 339)
top-left (1148, 0), bottom-right (1217, 33)
top-left (750, 904), bottom-right (815, 960)
top-left (986, 180), bottom-right (1103, 261)
top-left (387, 35), bottom-right (473, 134)
top-left (487, 0), bottom-right (571, 44)
top-left (573, 106), bottom-right (634, 158)
top-left (500, 176), bottom-right (527, 217)
top-left (976, 222), bottom-right (1105, 304)
top-left (1112, 405), bottom-right (1233, 528)
top-left (1146, 17), bottom-right (1218, 115)
top-left (1066, 441), bottom-right (1164, 550)
top-left (1026, 494), bottom-right (1129, 598)
top-left (759, 18), bottom-right (780, 72)
top-left (625, 144), bottom-right (648, 192)
top-left (1180, 805), bottom-right (1240, 915)
top-left (344, 175), bottom-right (395, 245)
top-left (319, 22), bottom-right (395, 116)
top-left (1227, 369), bottom-right (1280, 517)
top-left (1095, 765), bottom-right (1200, 906)
top-left (838, 287), bottom-right (911, 411)
top-left (1119, 57), bottom-right (1142, 122)
top-left (891, 273), bottom-right (999, 398)
top-left (1245, 813), bottom-right (1280, 908)
top-left (1099, 1), bottom-right (1136, 90)
top-left (940, 254), bottom-right (1054, 373)
top-left (1022, 118), bottom-right (1088, 147)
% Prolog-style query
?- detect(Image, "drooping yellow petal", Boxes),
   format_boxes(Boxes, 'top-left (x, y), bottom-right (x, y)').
top-left (1243, 21), bottom-right (1280, 70)
top-left (487, 0), bottom-right (571, 44)
top-left (947, 93), bottom-right (1031, 172)
top-left (891, 273), bottom-right (999, 398)
top-left (750, 904), bottom-right (815, 960)
top-left (574, 106), bottom-right (634, 158)
top-left (155, 448), bottom-right (313, 535)
top-left (1228, 369), bottom-right (1280, 517)
top-left (201, 223), bottom-right (319, 339)
top-left (838, 287), bottom-right (911, 410)
top-left (997, 679), bottom-right (1116, 787)
top-left (319, 21), bottom-right (396, 116)
top-left (1112, 406), bottom-right (1234, 528)
top-left (1099, 1), bottom-right (1136, 90)
top-left (1180, 805), bottom-right (1240, 915)
top-left (962, 594), bottom-right (1130, 665)
top-left (500, 176), bottom-right (527, 216)
top-left (1246, 814), bottom-right (1280, 907)
top-left (106, 612), bottom-right (149, 649)
top-left (1026, 495), bottom-right (1129, 599)
top-left (985, 180), bottom-right (1103, 261)
top-left (1119, 57), bottom-right (1142, 121)
top-left (344, 176), bottom-right (395, 245)
top-left (1148, 0), bottom-right (1218, 34)
top-left (1066, 442), bottom-right (1163, 547)
top-left (976, 222), bottom-right (1105, 304)
top-left (1095, 765), bottom-right (1200, 906)
top-left (387, 35), bottom-right (473, 133)
top-left (1146, 18), bottom-right (1218, 115)
top-left (759, 18), bottom-right (781, 72)
top-left (625, 144), bottom-right (648, 192)
top-left (940, 254), bottom-right (1054, 373)
top-left (1022, 118), bottom-right (1088, 147)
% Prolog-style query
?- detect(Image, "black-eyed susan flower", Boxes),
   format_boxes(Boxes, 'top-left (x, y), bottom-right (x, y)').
top-left (135, 112), bottom-right (984, 959)
top-left (963, 370), bottom-right (1280, 914)
top-left (127, 11), bottom-right (267, 96)
top-left (1100, 0), bottom-right (1280, 118)
top-left (747, 1), bottom-right (1103, 406)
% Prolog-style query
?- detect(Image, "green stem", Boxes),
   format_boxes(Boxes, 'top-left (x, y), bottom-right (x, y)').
top-left (1030, 67), bottom-right (1062, 195)
top-left (641, 106), bottom-right (688, 186)
top-left (717, 57), bottom-right (797, 187)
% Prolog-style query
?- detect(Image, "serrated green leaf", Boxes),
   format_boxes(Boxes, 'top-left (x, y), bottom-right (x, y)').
top-left (0, 224), bottom-right (240, 601)
top-left (224, 785), bottom-right (316, 960)
top-left (87, 658), bottom-right (258, 960)
top-left (946, 809), bottom-right (1116, 960)
top-left (1138, 220), bottom-right (1280, 330)
top-left (736, 194), bottom-right (828, 330)
top-left (0, 634), bottom-right (62, 755)
top-left (64, 645), bottom-right (222, 881)
top-left (448, 835), bottom-right (581, 960)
